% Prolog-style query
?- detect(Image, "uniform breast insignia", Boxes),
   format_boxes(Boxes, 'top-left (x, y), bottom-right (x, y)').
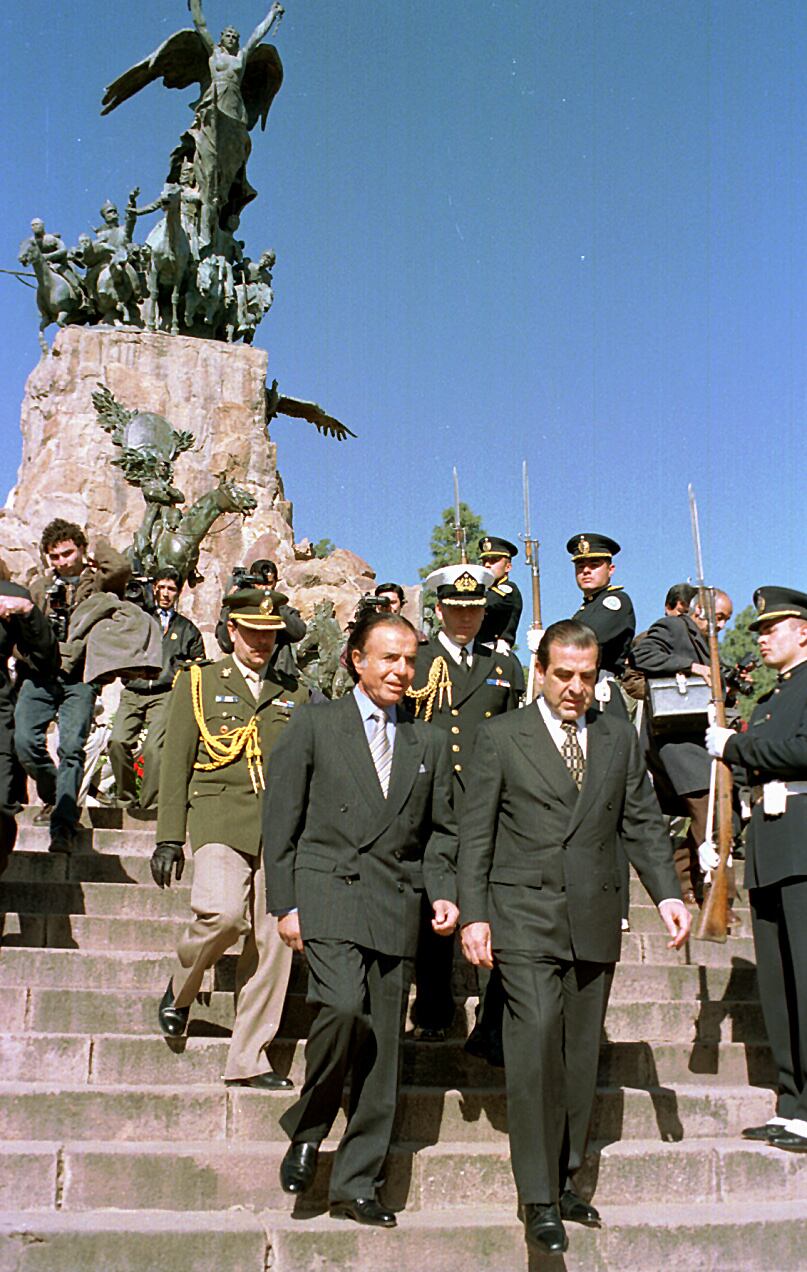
top-left (497, 583), bottom-right (513, 595)
top-left (603, 596), bottom-right (622, 611)
top-left (215, 695), bottom-right (240, 703)
top-left (221, 667), bottom-right (231, 678)
top-left (272, 699), bottom-right (298, 714)
top-left (496, 666), bottom-right (503, 674)
top-left (486, 678), bottom-right (511, 688)
top-left (170, 632), bottom-right (178, 640)
top-left (406, 656), bottom-right (453, 721)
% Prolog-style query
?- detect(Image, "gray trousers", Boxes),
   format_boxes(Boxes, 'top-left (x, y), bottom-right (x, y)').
top-left (280, 939), bottom-right (411, 1202)
top-left (498, 951), bottom-right (614, 1204)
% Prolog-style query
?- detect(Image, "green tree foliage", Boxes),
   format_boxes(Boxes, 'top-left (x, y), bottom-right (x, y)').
top-left (312, 537), bottom-right (335, 559)
top-left (721, 605), bottom-right (776, 720)
top-left (420, 503), bottom-right (486, 579)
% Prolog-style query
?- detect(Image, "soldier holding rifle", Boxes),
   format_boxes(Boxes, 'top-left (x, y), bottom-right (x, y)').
top-left (706, 587), bottom-right (807, 1152)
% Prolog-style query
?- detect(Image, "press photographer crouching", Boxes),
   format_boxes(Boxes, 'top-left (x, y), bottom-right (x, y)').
top-left (107, 568), bottom-right (205, 814)
top-left (14, 519), bottom-right (131, 853)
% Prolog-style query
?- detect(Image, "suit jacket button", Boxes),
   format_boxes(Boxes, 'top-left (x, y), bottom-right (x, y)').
top-left (340, 804), bottom-right (348, 813)
top-left (452, 744), bottom-right (460, 752)
top-left (398, 883), bottom-right (405, 892)
top-left (393, 850), bottom-right (403, 861)
top-left (484, 711), bottom-right (492, 718)
top-left (602, 883), bottom-right (609, 891)
top-left (451, 726), bottom-right (460, 734)
top-left (345, 878), bottom-right (353, 886)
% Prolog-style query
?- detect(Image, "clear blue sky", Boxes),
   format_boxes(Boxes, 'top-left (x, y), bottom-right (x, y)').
top-left (1, 1), bottom-right (804, 639)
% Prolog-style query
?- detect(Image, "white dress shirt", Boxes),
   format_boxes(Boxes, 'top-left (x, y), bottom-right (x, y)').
top-left (537, 695), bottom-right (588, 757)
top-left (232, 654), bottom-right (267, 701)
top-left (438, 630), bottom-right (474, 668)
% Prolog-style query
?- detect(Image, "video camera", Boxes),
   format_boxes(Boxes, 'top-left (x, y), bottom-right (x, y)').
top-left (722, 652), bottom-right (757, 698)
top-left (231, 566), bottom-right (269, 590)
top-left (124, 575), bottom-right (156, 614)
top-left (44, 580), bottom-right (70, 642)
top-left (353, 592), bottom-right (391, 624)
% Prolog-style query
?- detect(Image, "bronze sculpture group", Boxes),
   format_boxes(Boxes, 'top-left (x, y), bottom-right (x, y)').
top-left (17, 1), bottom-right (284, 352)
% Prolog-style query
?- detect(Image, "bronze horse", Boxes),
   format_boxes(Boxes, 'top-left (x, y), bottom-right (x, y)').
top-left (17, 238), bottom-right (86, 354)
top-left (143, 476), bottom-right (257, 584)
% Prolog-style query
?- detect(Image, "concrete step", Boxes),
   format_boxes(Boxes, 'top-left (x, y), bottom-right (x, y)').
top-left (2, 1136), bottom-right (804, 1215)
top-left (6, 1199), bottom-right (802, 1272)
top-left (15, 822), bottom-right (156, 855)
top-left (15, 983), bottom-right (768, 1045)
top-left (0, 945), bottom-right (760, 1004)
top-left (0, 1209), bottom-right (268, 1272)
top-left (0, 912), bottom-right (185, 950)
top-left (1, 878), bottom-right (752, 929)
top-left (5, 848), bottom-right (744, 910)
top-left (0, 1028), bottom-right (777, 1090)
top-left (0, 1081), bottom-right (776, 1145)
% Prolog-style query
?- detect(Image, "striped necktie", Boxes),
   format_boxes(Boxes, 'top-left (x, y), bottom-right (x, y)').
top-left (560, 721), bottom-right (585, 789)
top-left (369, 710), bottom-right (393, 797)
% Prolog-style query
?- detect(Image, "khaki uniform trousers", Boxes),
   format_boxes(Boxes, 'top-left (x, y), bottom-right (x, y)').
top-left (170, 841), bottom-right (292, 1081)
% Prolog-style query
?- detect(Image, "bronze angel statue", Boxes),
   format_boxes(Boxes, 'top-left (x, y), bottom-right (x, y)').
top-left (101, 2), bottom-right (284, 249)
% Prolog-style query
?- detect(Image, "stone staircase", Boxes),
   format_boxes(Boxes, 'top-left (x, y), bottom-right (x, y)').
top-left (1, 810), bottom-right (806, 1270)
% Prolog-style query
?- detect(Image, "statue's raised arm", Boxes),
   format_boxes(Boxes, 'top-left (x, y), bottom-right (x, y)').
top-left (187, 0), bottom-right (215, 53)
top-left (245, 3), bottom-right (285, 56)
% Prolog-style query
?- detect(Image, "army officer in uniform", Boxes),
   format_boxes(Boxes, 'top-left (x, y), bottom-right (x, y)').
top-left (477, 536), bottom-right (523, 652)
top-left (151, 588), bottom-right (308, 1087)
top-left (408, 563), bottom-right (523, 1039)
top-left (706, 587), bottom-right (807, 1151)
top-left (568, 533), bottom-right (635, 678)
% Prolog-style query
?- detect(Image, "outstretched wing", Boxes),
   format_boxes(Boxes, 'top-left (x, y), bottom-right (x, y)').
top-left (101, 29), bottom-right (210, 116)
top-left (242, 44), bottom-right (284, 131)
top-left (266, 381), bottom-right (356, 441)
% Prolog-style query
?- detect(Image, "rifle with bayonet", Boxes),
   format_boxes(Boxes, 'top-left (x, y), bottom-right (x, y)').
top-left (689, 483), bottom-right (734, 944)
top-left (521, 460), bottom-right (543, 702)
top-left (452, 466), bottom-right (468, 564)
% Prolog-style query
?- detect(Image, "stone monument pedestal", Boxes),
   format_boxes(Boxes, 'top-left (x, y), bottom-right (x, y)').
top-left (2, 327), bottom-right (373, 635)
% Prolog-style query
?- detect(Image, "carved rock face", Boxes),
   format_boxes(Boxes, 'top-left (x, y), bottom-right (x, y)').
top-left (6, 327), bottom-right (374, 648)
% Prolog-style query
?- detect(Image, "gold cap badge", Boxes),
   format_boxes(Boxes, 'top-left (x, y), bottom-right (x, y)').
top-left (481, 538), bottom-right (492, 553)
top-left (758, 595), bottom-right (766, 613)
top-left (455, 571), bottom-right (477, 593)
top-left (577, 537), bottom-right (590, 555)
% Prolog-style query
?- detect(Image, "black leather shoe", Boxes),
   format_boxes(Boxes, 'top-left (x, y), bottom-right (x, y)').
top-left (279, 1141), bottom-right (319, 1194)
top-left (329, 1197), bottom-right (397, 1228)
top-left (775, 1130), bottom-right (807, 1152)
top-left (32, 804), bottom-right (54, 826)
top-left (464, 1027), bottom-right (505, 1068)
top-left (225, 1071), bottom-right (293, 1090)
top-left (741, 1122), bottom-right (786, 1142)
top-left (560, 1188), bottom-right (601, 1227)
top-left (523, 1202), bottom-right (568, 1254)
top-left (48, 827), bottom-right (75, 854)
top-left (158, 980), bottom-right (189, 1038)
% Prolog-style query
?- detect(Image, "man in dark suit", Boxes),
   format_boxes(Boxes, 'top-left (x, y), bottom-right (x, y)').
top-left (407, 563), bottom-right (522, 1039)
top-left (632, 589), bottom-right (733, 901)
top-left (459, 619), bottom-right (690, 1255)
top-left (263, 610), bottom-right (458, 1228)
top-left (705, 587), bottom-right (807, 1152)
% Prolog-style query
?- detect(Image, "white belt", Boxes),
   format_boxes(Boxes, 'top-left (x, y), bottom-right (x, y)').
top-left (762, 780), bottom-right (807, 816)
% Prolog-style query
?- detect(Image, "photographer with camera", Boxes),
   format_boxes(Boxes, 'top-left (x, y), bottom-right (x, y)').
top-left (216, 559), bottom-right (305, 676)
top-left (108, 568), bottom-right (205, 813)
top-left (14, 519), bottom-right (130, 853)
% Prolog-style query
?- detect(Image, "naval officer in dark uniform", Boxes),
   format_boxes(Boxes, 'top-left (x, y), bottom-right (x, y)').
top-left (568, 534), bottom-right (635, 677)
top-left (706, 587), bottom-right (807, 1152)
top-left (408, 563), bottom-right (523, 1038)
top-left (477, 536), bottom-right (523, 651)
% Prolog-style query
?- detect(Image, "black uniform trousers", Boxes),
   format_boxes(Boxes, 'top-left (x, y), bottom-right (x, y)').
top-left (498, 951), bottom-right (614, 1203)
top-left (280, 938), bottom-right (411, 1202)
top-left (750, 876), bottom-right (807, 1123)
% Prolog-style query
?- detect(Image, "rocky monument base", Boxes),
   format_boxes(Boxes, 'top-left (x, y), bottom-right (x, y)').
top-left (1, 327), bottom-right (373, 636)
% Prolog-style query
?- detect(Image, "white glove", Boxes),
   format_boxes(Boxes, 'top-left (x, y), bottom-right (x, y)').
top-left (526, 627), bottom-right (543, 654)
top-left (705, 724), bottom-right (733, 758)
top-left (698, 839), bottom-right (732, 882)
